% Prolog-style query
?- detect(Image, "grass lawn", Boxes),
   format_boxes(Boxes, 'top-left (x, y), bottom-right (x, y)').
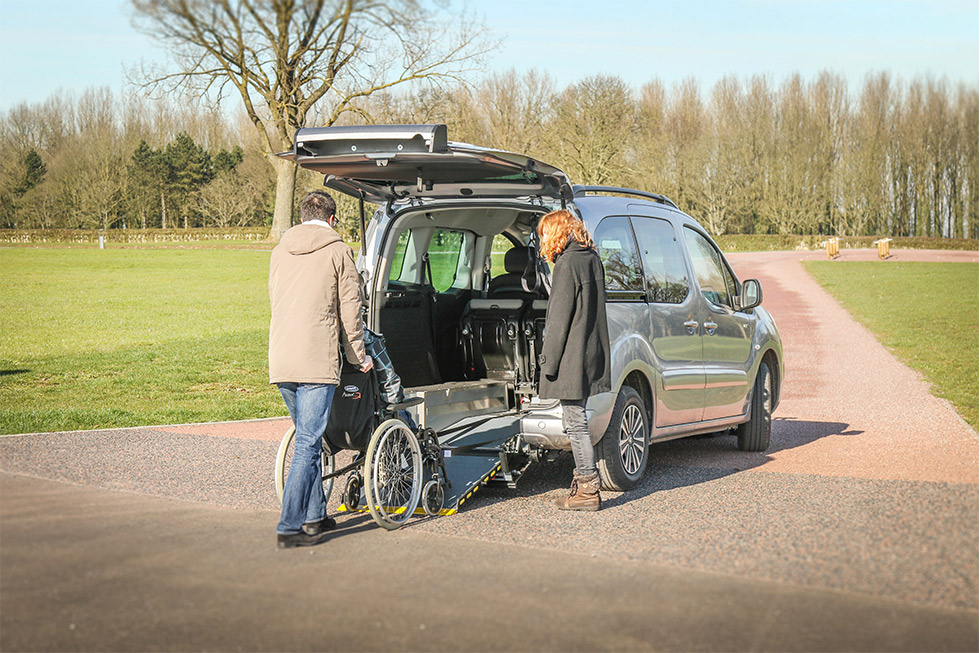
top-left (0, 248), bottom-right (282, 434)
top-left (803, 261), bottom-right (979, 429)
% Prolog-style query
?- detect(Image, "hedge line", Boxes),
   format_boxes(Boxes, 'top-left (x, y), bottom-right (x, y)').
top-left (1, 228), bottom-right (976, 252)
top-left (0, 227), bottom-right (269, 244)
top-left (714, 234), bottom-right (978, 253)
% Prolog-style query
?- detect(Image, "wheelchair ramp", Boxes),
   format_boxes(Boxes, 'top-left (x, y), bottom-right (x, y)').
top-left (338, 412), bottom-right (520, 518)
top-left (438, 452), bottom-right (501, 515)
top-left (436, 412), bottom-right (522, 515)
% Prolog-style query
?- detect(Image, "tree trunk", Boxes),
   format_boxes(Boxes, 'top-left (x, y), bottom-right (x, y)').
top-left (161, 193), bottom-right (167, 229)
top-left (268, 156), bottom-right (297, 241)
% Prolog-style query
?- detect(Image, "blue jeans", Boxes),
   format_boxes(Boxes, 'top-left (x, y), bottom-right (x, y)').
top-left (276, 383), bottom-right (336, 534)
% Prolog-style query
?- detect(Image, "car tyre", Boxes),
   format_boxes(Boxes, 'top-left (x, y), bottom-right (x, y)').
top-left (737, 361), bottom-right (772, 452)
top-left (595, 386), bottom-right (649, 491)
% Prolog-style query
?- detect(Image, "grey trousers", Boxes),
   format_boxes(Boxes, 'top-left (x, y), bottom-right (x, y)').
top-left (561, 399), bottom-right (596, 476)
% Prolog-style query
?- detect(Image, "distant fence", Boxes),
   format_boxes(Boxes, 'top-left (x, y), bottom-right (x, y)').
top-left (0, 227), bottom-right (270, 244)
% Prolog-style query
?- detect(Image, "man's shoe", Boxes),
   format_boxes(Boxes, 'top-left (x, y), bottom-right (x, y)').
top-left (301, 516), bottom-right (337, 536)
top-left (277, 530), bottom-right (331, 549)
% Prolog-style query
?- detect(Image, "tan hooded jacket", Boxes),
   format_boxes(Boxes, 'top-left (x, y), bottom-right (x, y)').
top-left (268, 222), bottom-right (366, 384)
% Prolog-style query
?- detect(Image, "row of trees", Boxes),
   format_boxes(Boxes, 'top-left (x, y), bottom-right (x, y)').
top-left (378, 70), bottom-right (977, 239)
top-left (0, 88), bottom-right (273, 231)
top-left (1, 71), bottom-right (977, 238)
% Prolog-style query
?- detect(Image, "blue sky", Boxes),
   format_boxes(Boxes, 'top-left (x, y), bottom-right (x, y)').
top-left (1, 0), bottom-right (976, 112)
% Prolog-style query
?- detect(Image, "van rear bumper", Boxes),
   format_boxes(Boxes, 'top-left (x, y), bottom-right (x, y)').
top-left (519, 392), bottom-right (616, 450)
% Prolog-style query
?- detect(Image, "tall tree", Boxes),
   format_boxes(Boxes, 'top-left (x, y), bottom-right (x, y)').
top-left (127, 140), bottom-right (168, 228)
top-left (165, 132), bottom-right (214, 228)
top-left (546, 74), bottom-right (636, 185)
top-left (665, 77), bottom-right (707, 215)
top-left (17, 149), bottom-right (47, 194)
top-left (132, 0), bottom-right (490, 240)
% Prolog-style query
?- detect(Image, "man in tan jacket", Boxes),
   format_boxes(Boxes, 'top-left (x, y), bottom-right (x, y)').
top-left (269, 190), bottom-right (372, 549)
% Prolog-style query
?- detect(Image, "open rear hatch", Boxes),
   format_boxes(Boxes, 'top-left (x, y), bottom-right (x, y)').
top-left (279, 124), bottom-right (569, 203)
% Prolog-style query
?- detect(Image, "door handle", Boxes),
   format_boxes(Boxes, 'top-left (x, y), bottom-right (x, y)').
top-left (704, 321), bottom-right (718, 335)
top-left (683, 320), bottom-right (699, 335)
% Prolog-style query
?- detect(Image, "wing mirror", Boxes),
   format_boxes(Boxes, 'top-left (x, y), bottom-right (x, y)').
top-left (739, 279), bottom-right (763, 311)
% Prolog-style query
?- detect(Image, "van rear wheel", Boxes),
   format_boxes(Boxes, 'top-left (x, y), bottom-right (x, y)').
top-left (595, 386), bottom-right (649, 491)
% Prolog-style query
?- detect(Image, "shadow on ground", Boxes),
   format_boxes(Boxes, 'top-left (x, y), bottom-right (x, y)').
top-left (463, 418), bottom-right (862, 512)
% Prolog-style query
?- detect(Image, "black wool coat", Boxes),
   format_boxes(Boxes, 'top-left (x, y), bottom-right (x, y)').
top-left (538, 239), bottom-right (611, 401)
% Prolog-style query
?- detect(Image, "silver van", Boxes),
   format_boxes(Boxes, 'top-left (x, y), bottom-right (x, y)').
top-left (283, 124), bottom-right (783, 494)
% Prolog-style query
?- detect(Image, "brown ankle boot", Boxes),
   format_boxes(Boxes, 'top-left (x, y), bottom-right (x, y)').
top-left (556, 471), bottom-right (601, 511)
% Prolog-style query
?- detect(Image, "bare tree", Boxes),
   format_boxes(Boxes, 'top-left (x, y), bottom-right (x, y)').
top-left (665, 77), bottom-right (707, 215)
top-left (633, 80), bottom-right (671, 198)
top-left (546, 74), bottom-right (636, 185)
top-left (468, 69), bottom-right (555, 156)
top-left (956, 85), bottom-right (979, 238)
top-left (842, 72), bottom-right (894, 236)
top-left (131, 0), bottom-right (491, 240)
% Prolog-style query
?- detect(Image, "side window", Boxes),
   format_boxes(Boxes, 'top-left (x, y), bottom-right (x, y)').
top-left (631, 217), bottom-right (690, 304)
top-left (490, 233), bottom-right (512, 278)
top-left (593, 216), bottom-right (644, 293)
top-left (683, 227), bottom-right (732, 308)
top-left (427, 228), bottom-right (465, 292)
top-left (721, 258), bottom-right (738, 300)
top-left (388, 230), bottom-right (412, 283)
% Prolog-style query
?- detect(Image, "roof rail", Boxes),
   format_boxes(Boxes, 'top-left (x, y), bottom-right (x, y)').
top-left (572, 185), bottom-right (678, 209)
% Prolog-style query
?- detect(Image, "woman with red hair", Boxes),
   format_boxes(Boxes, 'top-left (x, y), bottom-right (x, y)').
top-left (536, 209), bottom-right (611, 511)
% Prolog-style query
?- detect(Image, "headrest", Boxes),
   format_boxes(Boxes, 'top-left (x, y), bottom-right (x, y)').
top-left (503, 247), bottom-right (532, 274)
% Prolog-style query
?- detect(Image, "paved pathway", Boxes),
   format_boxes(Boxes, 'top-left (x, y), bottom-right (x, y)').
top-left (1, 249), bottom-right (977, 651)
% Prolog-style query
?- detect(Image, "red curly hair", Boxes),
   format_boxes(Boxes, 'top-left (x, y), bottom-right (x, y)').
top-left (537, 209), bottom-right (595, 263)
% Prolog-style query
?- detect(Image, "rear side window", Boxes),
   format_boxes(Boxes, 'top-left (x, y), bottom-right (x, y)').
top-left (593, 217), bottom-right (643, 293)
top-left (489, 233), bottom-right (512, 277)
top-left (683, 228), bottom-right (733, 308)
top-left (427, 228), bottom-right (465, 292)
top-left (388, 230), bottom-right (412, 282)
top-left (631, 217), bottom-right (690, 304)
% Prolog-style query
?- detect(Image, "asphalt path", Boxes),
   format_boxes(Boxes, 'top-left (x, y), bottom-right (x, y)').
top-left (2, 248), bottom-right (977, 652)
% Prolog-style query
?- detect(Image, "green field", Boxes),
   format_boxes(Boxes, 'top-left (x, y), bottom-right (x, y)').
top-left (0, 248), bottom-right (282, 434)
top-left (804, 261), bottom-right (979, 429)
top-left (4, 249), bottom-right (975, 435)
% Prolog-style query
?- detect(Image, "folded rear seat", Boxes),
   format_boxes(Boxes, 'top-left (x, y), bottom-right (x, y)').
top-left (521, 300), bottom-right (548, 383)
top-left (460, 298), bottom-right (524, 382)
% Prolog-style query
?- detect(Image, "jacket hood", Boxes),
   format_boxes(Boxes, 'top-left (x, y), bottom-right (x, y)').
top-left (280, 222), bottom-right (343, 255)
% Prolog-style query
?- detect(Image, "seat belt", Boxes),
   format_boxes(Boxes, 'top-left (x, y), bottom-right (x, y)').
top-left (523, 231), bottom-right (543, 294)
top-left (421, 252), bottom-right (434, 289)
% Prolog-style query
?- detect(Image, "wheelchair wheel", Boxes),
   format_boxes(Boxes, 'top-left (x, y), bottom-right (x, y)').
top-left (364, 418), bottom-right (423, 530)
top-left (343, 472), bottom-right (361, 511)
top-left (274, 424), bottom-right (336, 506)
top-left (422, 479), bottom-right (445, 517)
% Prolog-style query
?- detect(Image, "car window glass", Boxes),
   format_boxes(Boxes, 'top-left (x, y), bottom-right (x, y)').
top-left (721, 258), bottom-right (738, 300)
top-left (631, 217), bottom-right (690, 304)
top-left (683, 228), bottom-right (732, 307)
top-left (490, 233), bottom-right (511, 277)
top-left (427, 228), bottom-right (464, 292)
top-left (593, 217), bottom-right (643, 292)
top-left (388, 230), bottom-right (412, 283)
